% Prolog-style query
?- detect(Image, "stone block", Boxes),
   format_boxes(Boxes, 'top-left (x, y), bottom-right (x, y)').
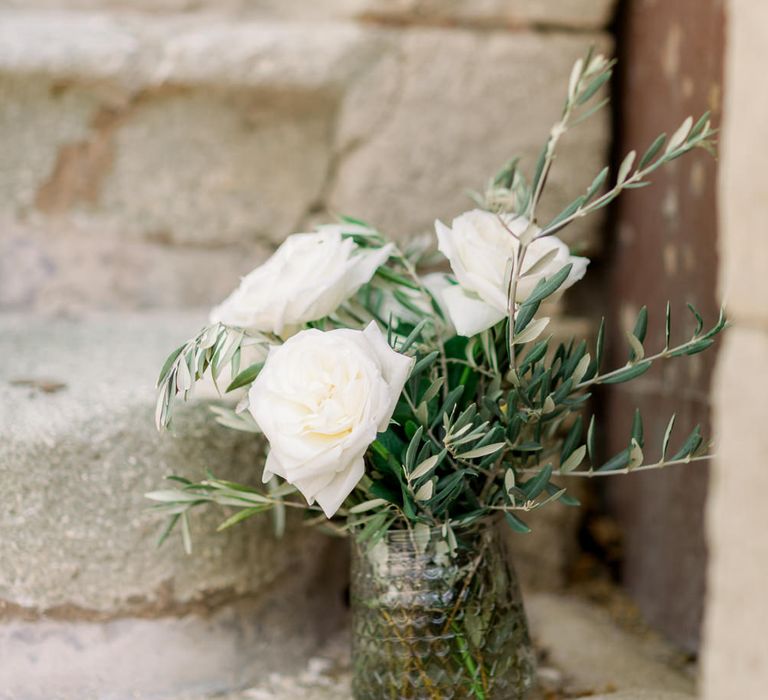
top-left (330, 28), bottom-right (612, 251)
top-left (0, 11), bottom-right (609, 312)
top-left (704, 327), bottom-right (768, 699)
top-left (0, 1), bottom-right (617, 30)
top-left (0, 311), bottom-right (347, 697)
top-left (717, 0), bottom-right (768, 325)
top-left (0, 221), bottom-right (271, 312)
top-left (527, 594), bottom-right (695, 697)
top-left (200, 591), bottom-right (696, 700)
top-left (358, 0), bottom-right (618, 29)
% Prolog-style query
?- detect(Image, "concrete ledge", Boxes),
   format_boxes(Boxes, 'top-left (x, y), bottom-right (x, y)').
top-left (1, 311), bottom-right (347, 698)
top-left (0, 1), bottom-right (617, 31)
top-left (197, 591), bottom-right (694, 700)
top-left (0, 10), bottom-right (389, 91)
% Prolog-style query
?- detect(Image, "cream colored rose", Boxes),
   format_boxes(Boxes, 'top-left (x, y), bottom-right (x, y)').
top-left (435, 209), bottom-right (589, 336)
top-left (248, 322), bottom-right (414, 517)
top-left (210, 226), bottom-right (393, 336)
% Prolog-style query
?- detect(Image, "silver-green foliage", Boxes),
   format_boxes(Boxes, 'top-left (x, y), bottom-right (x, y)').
top-left (149, 50), bottom-right (724, 547)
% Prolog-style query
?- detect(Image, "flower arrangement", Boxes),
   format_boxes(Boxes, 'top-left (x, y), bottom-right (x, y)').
top-left (149, 51), bottom-right (724, 699)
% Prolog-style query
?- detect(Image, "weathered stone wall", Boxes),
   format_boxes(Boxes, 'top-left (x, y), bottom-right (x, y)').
top-left (702, 0), bottom-right (768, 696)
top-left (0, 5), bottom-right (613, 313)
top-left (1, 2), bottom-right (615, 696)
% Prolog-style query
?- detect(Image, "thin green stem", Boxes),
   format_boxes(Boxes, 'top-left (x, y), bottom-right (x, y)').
top-left (519, 453), bottom-right (713, 479)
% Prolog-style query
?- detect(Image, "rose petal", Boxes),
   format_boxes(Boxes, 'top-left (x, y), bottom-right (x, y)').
top-left (442, 284), bottom-right (507, 337)
top-left (313, 457), bottom-right (366, 518)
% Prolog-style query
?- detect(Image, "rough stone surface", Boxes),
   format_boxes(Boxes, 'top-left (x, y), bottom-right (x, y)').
top-left (194, 592), bottom-right (694, 700)
top-left (0, 11), bottom-right (610, 312)
top-left (702, 4), bottom-right (768, 697)
top-left (714, 1), bottom-right (768, 327)
top-left (0, 1), bottom-right (618, 29)
top-left (0, 11), bottom-right (384, 90)
top-left (0, 311), bottom-right (346, 612)
top-left (329, 28), bottom-right (611, 250)
top-left (0, 220), bottom-right (271, 312)
top-left (0, 598), bottom-right (345, 700)
top-left (704, 327), bottom-right (768, 699)
top-left (358, 0), bottom-right (618, 29)
top-left (527, 594), bottom-right (695, 697)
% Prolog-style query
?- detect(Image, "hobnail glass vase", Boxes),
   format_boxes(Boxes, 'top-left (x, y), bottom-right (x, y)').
top-left (350, 519), bottom-right (536, 699)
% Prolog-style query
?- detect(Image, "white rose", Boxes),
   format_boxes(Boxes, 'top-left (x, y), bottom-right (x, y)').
top-left (248, 322), bottom-right (414, 517)
top-left (210, 226), bottom-right (393, 336)
top-left (435, 209), bottom-right (589, 337)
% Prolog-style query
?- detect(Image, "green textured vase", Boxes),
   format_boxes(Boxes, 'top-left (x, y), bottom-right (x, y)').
top-left (350, 520), bottom-right (536, 699)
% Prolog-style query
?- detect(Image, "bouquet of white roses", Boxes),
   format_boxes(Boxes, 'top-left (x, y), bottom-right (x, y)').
top-left (149, 52), bottom-right (722, 545)
top-left (148, 51), bottom-right (724, 699)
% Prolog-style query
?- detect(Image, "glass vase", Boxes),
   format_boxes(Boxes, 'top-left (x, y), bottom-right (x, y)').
top-left (350, 519), bottom-right (536, 699)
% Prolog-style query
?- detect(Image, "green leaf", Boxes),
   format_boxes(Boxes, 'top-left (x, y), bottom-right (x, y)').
top-left (585, 166), bottom-right (610, 201)
top-left (631, 408), bottom-right (644, 447)
top-left (688, 303), bottom-right (705, 336)
top-left (668, 339), bottom-right (715, 357)
top-left (411, 351), bottom-right (439, 376)
top-left (375, 266), bottom-right (420, 290)
top-left (576, 70), bottom-right (612, 105)
top-left (600, 361), bottom-right (652, 384)
top-left (522, 464), bottom-right (553, 499)
top-left (216, 506), bottom-right (266, 531)
top-left (226, 362), bottom-right (264, 392)
top-left (662, 414), bottom-right (677, 460)
top-left (349, 498), bottom-right (388, 514)
top-left (399, 319), bottom-right (430, 353)
top-left (689, 111), bottom-right (711, 140)
top-left (666, 116), bottom-right (693, 154)
top-left (410, 452), bottom-right (444, 481)
top-left (180, 512), bottom-right (192, 555)
top-left (633, 306), bottom-right (649, 343)
top-left (547, 198), bottom-right (586, 232)
top-left (561, 445), bottom-right (586, 473)
top-left (526, 264), bottom-right (574, 305)
top-left (369, 481), bottom-right (401, 505)
top-left (514, 299), bottom-right (541, 334)
top-left (457, 442), bottom-right (506, 460)
top-left (156, 513), bottom-right (181, 548)
top-left (520, 340), bottom-right (549, 373)
top-left (617, 150), bottom-right (636, 185)
top-left (414, 480), bottom-right (434, 501)
top-left (431, 385), bottom-right (465, 430)
top-left (145, 490), bottom-right (203, 503)
top-left (587, 415), bottom-right (596, 464)
top-left (420, 377), bottom-right (444, 406)
top-left (595, 316), bottom-right (606, 367)
top-left (504, 512), bottom-right (531, 534)
top-left (405, 426), bottom-right (424, 471)
top-left (598, 447), bottom-right (630, 472)
top-left (513, 317), bottom-right (550, 346)
top-left (639, 133), bottom-right (667, 169)
top-left (671, 425), bottom-right (703, 461)
top-left (521, 248), bottom-right (559, 278)
top-left (157, 344), bottom-right (185, 387)
top-left (561, 415), bottom-right (583, 461)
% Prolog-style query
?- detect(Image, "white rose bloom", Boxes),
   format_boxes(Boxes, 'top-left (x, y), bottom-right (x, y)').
top-left (249, 322), bottom-right (414, 517)
top-left (435, 209), bottom-right (589, 337)
top-left (210, 226), bottom-right (393, 336)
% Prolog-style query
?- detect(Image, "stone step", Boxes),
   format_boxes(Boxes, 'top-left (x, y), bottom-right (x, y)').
top-left (0, 311), bottom-right (348, 699)
top-left (0, 9), bottom-right (610, 314)
top-left (187, 592), bottom-right (695, 700)
top-left (0, 1), bottom-right (616, 30)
